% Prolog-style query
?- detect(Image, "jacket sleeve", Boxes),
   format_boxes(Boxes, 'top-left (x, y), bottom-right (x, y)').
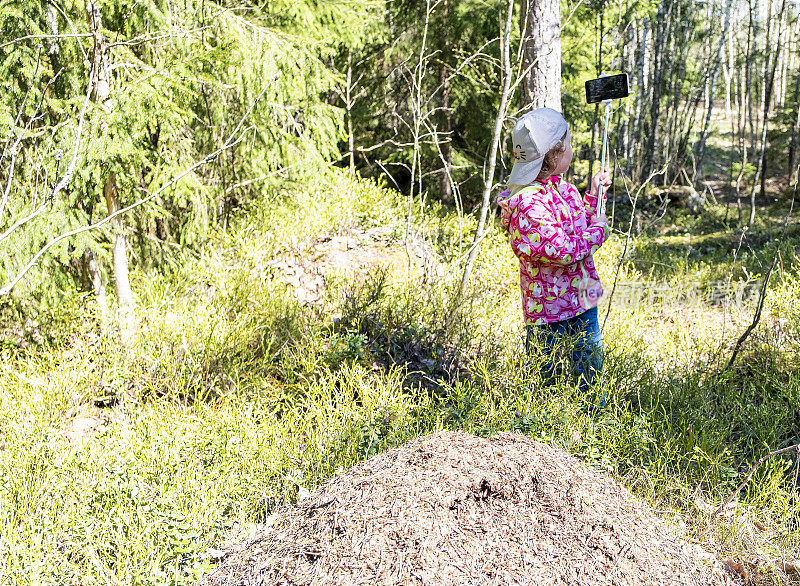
top-left (507, 196), bottom-right (607, 266)
top-left (583, 190), bottom-right (600, 217)
top-left (498, 188), bottom-right (512, 232)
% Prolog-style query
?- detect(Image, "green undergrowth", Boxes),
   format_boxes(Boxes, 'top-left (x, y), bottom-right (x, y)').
top-left (1, 169), bottom-right (800, 585)
top-left (605, 198), bottom-right (800, 285)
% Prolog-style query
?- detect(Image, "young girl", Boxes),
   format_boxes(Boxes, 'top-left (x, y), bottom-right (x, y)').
top-left (497, 108), bottom-right (611, 397)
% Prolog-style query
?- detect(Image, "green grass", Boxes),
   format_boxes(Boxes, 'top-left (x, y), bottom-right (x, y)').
top-left (1, 168), bottom-right (799, 585)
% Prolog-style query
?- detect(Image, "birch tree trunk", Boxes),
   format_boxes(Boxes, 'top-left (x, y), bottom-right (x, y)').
top-left (459, 0), bottom-right (514, 296)
top-left (646, 1), bottom-right (667, 182)
top-left (664, 5), bottom-right (686, 182)
top-left (696, 0), bottom-right (734, 181)
top-left (750, 0), bottom-right (788, 223)
top-left (83, 240), bottom-right (108, 329)
top-left (438, 0), bottom-right (453, 205)
top-left (44, 1), bottom-right (63, 96)
top-left (723, 14), bottom-right (735, 120)
top-left (789, 68), bottom-right (800, 185)
top-left (736, 56), bottom-right (749, 194)
top-left (346, 52), bottom-right (355, 175)
top-left (519, 0), bottom-right (561, 110)
top-left (623, 23), bottom-right (635, 170)
top-left (777, 26), bottom-right (788, 108)
top-left (632, 18), bottom-right (648, 182)
top-left (86, 0), bottom-right (136, 345)
top-left (746, 0), bottom-right (756, 158)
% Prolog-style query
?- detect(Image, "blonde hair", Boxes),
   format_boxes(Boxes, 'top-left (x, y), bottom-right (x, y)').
top-left (536, 129), bottom-right (569, 181)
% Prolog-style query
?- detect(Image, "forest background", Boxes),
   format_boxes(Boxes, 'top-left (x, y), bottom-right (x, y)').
top-left (1, 0), bottom-right (800, 584)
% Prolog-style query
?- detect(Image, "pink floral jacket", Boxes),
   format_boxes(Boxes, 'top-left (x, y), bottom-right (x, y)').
top-left (497, 176), bottom-right (607, 326)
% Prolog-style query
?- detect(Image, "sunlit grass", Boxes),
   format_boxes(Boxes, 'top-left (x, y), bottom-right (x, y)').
top-left (1, 169), bottom-right (799, 584)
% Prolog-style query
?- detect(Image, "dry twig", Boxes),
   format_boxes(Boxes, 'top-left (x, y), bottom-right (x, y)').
top-left (713, 443), bottom-right (800, 517)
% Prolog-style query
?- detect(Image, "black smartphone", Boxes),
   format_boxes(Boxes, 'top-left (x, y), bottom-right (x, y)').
top-left (585, 73), bottom-right (629, 104)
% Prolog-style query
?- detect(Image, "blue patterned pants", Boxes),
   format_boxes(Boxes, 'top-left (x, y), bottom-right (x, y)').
top-left (525, 307), bottom-right (605, 404)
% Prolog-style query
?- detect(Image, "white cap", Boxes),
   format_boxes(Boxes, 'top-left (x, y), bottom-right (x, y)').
top-left (508, 108), bottom-right (568, 185)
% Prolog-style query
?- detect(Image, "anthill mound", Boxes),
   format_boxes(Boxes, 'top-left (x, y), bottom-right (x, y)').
top-left (203, 431), bottom-right (735, 585)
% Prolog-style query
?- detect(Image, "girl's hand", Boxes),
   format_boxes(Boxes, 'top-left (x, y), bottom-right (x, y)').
top-left (593, 206), bottom-right (608, 227)
top-left (590, 167), bottom-right (612, 198)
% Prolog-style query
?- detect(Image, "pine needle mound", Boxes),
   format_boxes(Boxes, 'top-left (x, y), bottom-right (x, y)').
top-left (203, 431), bottom-right (734, 585)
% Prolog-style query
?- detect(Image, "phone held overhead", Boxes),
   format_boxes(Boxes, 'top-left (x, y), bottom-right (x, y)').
top-left (584, 73), bottom-right (629, 215)
top-left (585, 73), bottom-right (629, 104)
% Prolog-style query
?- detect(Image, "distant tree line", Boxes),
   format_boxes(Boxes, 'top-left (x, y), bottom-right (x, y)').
top-left (341, 0), bottom-right (800, 217)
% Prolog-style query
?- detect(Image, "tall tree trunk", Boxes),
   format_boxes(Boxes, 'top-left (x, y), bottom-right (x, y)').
top-left (346, 51), bottom-right (355, 175)
top-left (664, 4), bottom-right (687, 183)
top-left (646, 0), bottom-right (667, 182)
top-left (83, 244), bottom-right (108, 328)
top-left (86, 0), bottom-right (135, 345)
top-left (777, 27), bottom-right (788, 107)
top-left (438, 0), bottom-right (453, 204)
top-left (460, 0), bottom-right (514, 296)
top-left (632, 17), bottom-right (648, 182)
top-left (745, 0), bottom-right (756, 161)
top-left (723, 14), bottom-right (734, 121)
top-left (520, 0), bottom-right (561, 110)
top-left (789, 69), bottom-right (800, 185)
top-left (735, 55), bottom-right (748, 195)
top-left (623, 22), bottom-right (635, 172)
top-left (750, 0), bottom-right (787, 223)
top-left (696, 0), bottom-right (734, 181)
top-left (44, 1), bottom-right (64, 98)
top-left (674, 14), bottom-right (707, 186)
top-left (104, 173), bottom-right (135, 342)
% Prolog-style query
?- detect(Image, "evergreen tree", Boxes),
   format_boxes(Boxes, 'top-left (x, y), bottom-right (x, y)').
top-left (0, 0), bottom-right (378, 326)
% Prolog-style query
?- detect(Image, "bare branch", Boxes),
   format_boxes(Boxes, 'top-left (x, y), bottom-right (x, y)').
top-left (36, 0), bottom-right (89, 62)
top-left (459, 0), bottom-right (514, 296)
top-left (108, 26), bottom-right (212, 48)
top-left (601, 161), bottom-right (671, 333)
top-left (376, 160), bottom-right (402, 192)
top-left (0, 32), bottom-right (94, 49)
top-left (0, 75), bottom-right (278, 296)
top-left (1, 53), bottom-right (45, 220)
top-left (725, 190), bottom-right (795, 371)
top-left (0, 68), bottom-right (94, 246)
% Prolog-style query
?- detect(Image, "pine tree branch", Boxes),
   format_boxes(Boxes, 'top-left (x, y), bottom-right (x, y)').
top-left (108, 26), bottom-right (212, 48)
top-left (1, 52), bottom-right (44, 220)
top-left (0, 33), bottom-right (94, 49)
